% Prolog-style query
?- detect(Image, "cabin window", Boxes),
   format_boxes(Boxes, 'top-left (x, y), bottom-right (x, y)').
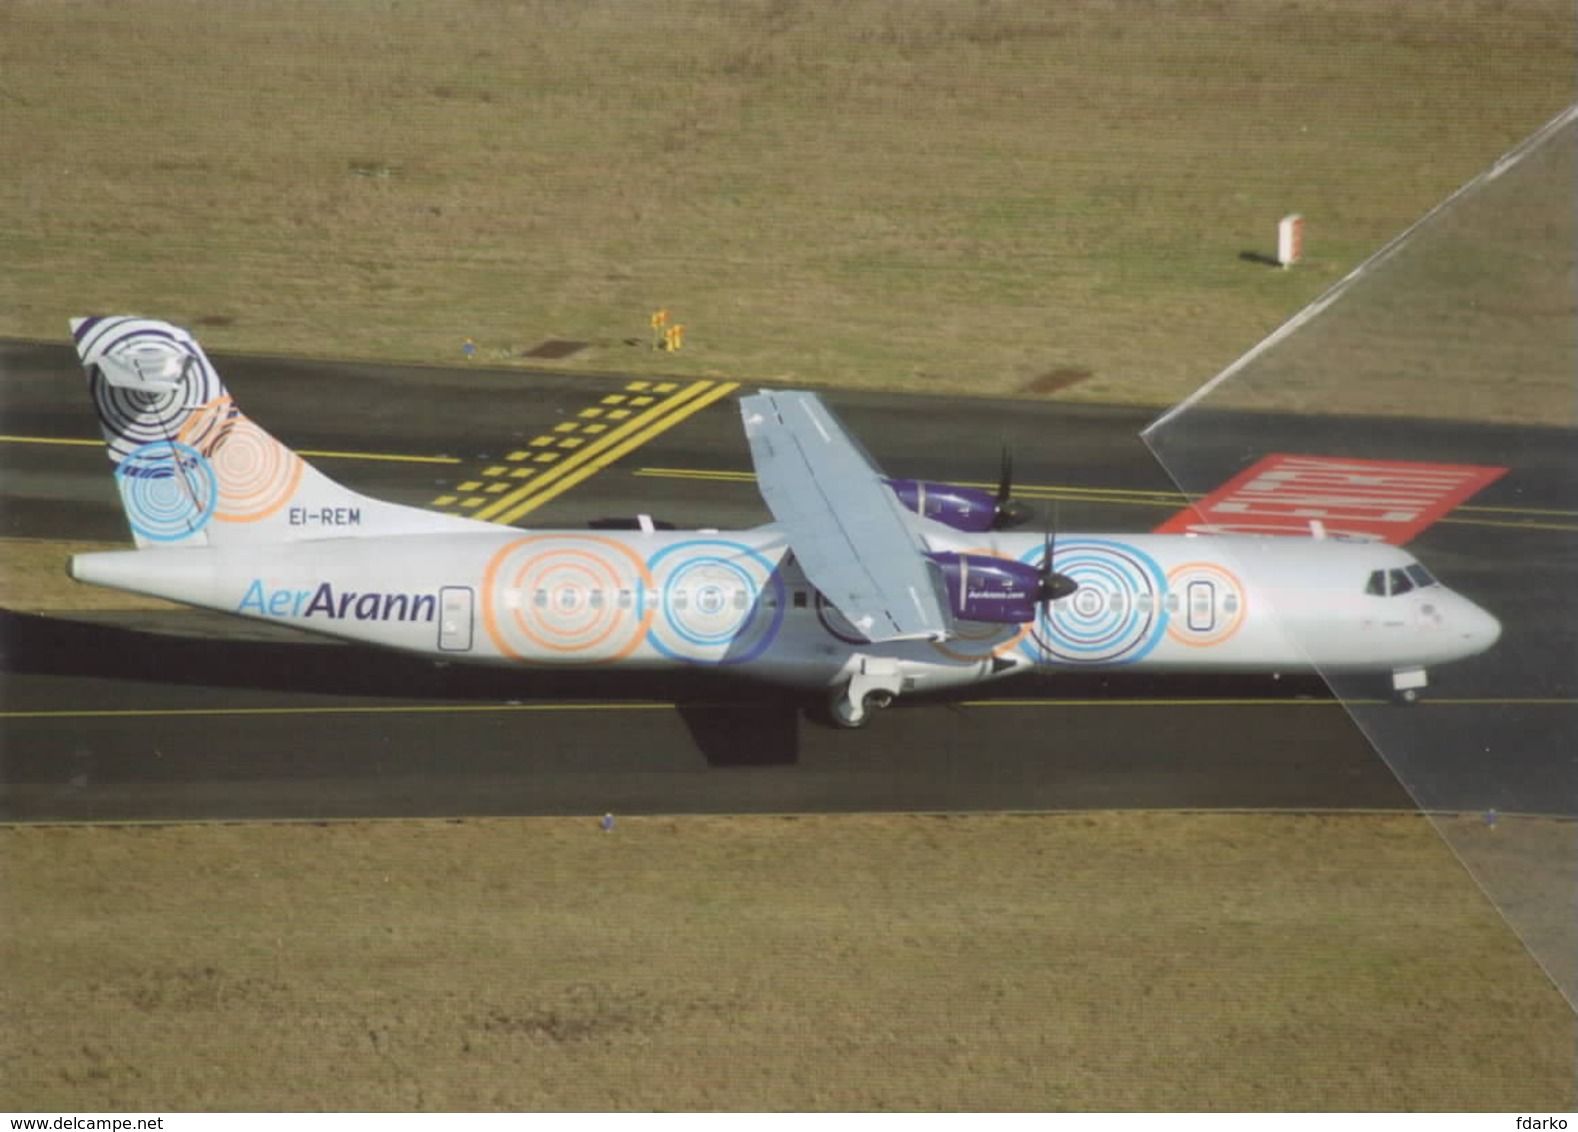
top-left (1387, 568), bottom-right (1414, 596)
top-left (1364, 571), bottom-right (1386, 596)
top-left (672, 589), bottom-right (688, 610)
top-left (1165, 593), bottom-right (1180, 613)
top-left (618, 589), bottom-right (633, 610)
top-left (589, 589), bottom-right (604, 609)
top-left (1222, 593), bottom-right (1240, 614)
top-left (733, 589), bottom-right (748, 610)
top-left (533, 589), bottom-right (548, 609)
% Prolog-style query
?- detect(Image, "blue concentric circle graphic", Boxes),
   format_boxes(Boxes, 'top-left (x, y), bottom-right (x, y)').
top-left (646, 539), bottom-right (785, 664)
top-left (114, 442), bottom-right (218, 543)
top-left (1018, 538), bottom-right (1168, 665)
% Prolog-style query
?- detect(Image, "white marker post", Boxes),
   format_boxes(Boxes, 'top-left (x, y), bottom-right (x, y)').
top-left (1277, 214), bottom-right (1304, 269)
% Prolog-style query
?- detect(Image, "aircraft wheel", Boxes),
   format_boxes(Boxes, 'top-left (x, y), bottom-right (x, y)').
top-left (828, 687), bottom-right (885, 729)
top-left (1391, 686), bottom-right (1420, 706)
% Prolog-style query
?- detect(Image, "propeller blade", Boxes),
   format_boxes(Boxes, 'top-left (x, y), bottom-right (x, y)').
top-left (992, 445), bottom-right (1034, 529)
top-left (1035, 503), bottom-right (1079, 602)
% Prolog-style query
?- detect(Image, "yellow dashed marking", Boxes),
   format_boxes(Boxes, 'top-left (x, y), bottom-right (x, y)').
top-left (436, 378), bottom-right (739, 523)
top-left (486, 381), bottom-right (740, 525)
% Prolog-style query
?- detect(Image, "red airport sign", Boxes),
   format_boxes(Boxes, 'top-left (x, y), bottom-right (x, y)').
top-left (1155, 453), bottom-right (1506, 545)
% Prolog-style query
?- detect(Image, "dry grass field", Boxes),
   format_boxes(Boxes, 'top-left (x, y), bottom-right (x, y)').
top-left (1, 0), bottom-right (1571, 411)
top-left (3, 813), bottom-right (1573, 1111)
top-left (0, 540), bottom-right (174, 611)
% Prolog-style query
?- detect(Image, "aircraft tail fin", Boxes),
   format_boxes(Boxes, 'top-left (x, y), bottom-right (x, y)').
top-left (71, 316), bottom-right (497, 548)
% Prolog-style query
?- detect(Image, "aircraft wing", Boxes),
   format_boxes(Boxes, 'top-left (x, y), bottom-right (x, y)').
top-left (739, 390), bottom-right (951, 642)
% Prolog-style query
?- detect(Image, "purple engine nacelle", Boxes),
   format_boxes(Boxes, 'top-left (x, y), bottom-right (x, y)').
top-left (885, 479), bottom-right (1001, 533)
top-left (928, 552), bottom-right (1045, 625)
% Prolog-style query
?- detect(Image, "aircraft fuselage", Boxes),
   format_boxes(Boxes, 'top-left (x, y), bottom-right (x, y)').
top-left (70, 524), bottom-right (1502, 698)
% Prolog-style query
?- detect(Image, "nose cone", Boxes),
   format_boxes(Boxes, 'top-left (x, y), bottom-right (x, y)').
top-left (1459, 598), bottom-right (1502, 656)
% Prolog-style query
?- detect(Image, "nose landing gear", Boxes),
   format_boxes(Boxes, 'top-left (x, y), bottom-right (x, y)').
top-left (1390, 665), bottom-right (1427, 706)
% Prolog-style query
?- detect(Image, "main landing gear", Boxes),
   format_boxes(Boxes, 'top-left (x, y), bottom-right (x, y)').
top-left (826, 656), bottom-right (905, 729)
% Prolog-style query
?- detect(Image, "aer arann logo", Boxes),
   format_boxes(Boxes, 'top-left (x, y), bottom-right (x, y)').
top-left (237, 580), bottom-right (436, 622)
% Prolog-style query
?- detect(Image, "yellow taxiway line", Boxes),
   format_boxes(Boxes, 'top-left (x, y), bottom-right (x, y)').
top-left (9, 435), bottom-right (1571, 530)
top-left (633, 467), bottom-right (1578, 530)
top-left (1, 702), bottom-right (676, 720)
top-left (0, 434), bottom-right (461, 465)
top-left (6, 695), bottom-right (1572, 722)
top-left (479, 381), bottom-right (739, 525)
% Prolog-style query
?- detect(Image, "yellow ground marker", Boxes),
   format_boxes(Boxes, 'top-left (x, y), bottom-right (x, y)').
top-left (471, 383), bottom-right (722, 523)
top-left (487, 382), bottom-right (740, 525)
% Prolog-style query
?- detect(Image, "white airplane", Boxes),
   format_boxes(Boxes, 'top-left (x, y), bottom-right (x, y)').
top-left (65, 316), bottom-right (1502, 727)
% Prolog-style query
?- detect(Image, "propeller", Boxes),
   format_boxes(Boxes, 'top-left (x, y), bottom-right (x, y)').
top-left (1033, 508), bottom-right (1078, 604)
top-left (992, 446), bottom-right (1034, 530)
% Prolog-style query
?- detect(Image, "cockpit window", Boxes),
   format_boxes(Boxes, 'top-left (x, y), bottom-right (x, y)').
top-left (1368, 567), bottom-right (1435, 596)
top-left (1404, 564), bottom-right (1437, 588)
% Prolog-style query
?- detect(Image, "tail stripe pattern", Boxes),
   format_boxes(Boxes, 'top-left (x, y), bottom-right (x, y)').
top-left (76, 317), bottom-right (224, 463)
top-left (72, 315), bottom-right (500, 548)
top-left (75, 316), bottom-right (304, 544)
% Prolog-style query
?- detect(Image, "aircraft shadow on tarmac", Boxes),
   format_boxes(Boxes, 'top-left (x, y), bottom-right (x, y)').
top-left (0, 609), bottom-right (1335, 767)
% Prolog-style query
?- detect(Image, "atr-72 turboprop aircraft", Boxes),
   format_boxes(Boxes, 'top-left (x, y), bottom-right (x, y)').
top-left (66, 316), bottom-right (1501, 727)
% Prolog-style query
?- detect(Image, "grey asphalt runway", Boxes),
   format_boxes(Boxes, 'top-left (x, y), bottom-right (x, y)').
top-left (2, 340), bottom-right (1573, 822)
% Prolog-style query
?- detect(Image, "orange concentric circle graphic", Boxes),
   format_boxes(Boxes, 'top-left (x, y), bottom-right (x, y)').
top-left (178, 398), bottom-right (304, 523)
top-left (1164, 561), bottom-right (1247, 648)
top-left (481, 535), bottom-right (655, 664)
